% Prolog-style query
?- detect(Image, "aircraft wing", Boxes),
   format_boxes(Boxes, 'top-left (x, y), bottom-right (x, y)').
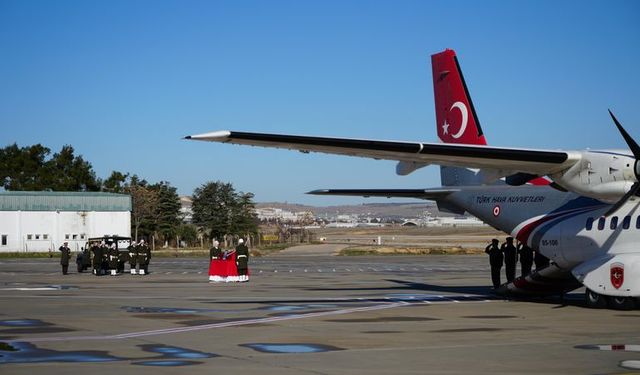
top-left (307, 188), bottom-right (458, 200)
top-left (185, 131), bottom-right (581, 175)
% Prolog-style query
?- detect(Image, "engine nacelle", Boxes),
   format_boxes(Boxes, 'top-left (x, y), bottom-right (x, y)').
top-left (550, 150), bottom-right (636, 203)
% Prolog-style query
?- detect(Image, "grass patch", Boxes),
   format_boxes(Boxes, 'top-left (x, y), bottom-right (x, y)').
top-left (339, 246), bottom-right (483, 256)
top-left (0, 252), bottom-right (56, 258)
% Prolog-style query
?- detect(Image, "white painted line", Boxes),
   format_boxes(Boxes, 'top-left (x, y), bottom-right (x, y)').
top-left (22, 301), bottom-right (411, 343)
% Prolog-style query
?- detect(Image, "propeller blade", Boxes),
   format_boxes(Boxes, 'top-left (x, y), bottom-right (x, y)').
top-left (603, 182), bottom-right (640, 217)
top-left (609, 109), bottom-right (640, 159)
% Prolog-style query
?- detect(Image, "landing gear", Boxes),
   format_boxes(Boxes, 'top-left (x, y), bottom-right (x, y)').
top-left (608, 296), bottom-right (636, 310)
top-left (585, 289), bottom-right (637, 310)
top-left (585, 289), bottom-right (607, 309)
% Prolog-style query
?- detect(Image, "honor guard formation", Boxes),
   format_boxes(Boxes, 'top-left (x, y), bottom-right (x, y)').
top-left (208, 238), bottom-right (250, 283)
top-left (64, 236), bottom-right (152, 276)
top-left (485, 237), bottom-right (550, 290)
top-left (60, 234), bottom-right (252, 283)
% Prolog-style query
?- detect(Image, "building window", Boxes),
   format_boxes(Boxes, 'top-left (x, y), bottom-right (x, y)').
top-left (597, 217), bottom-right (606, 230)
top-left (623, 216), bottom-right (631, 230)
top-left (65, 234), bottom-right (70, 240)
top-left (610, 217), bottom-right (618, 230)
top-left (585, 218), bottom-right (594, 231)
top-left (1, 235), bottom-right (7, 246)
top-left (80, 234), bottom-right (85, 240)
top-left (43, 234), bottom-right (49, 240)
top-left (27, 234), bottom-right (33, 240)
top-left (35, 234), bottom-right (40, 240)
top-left (72, 234), bottom-right (78, 240)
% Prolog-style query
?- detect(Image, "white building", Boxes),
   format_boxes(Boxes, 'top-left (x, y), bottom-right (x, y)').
top-left (0, 191), bottom-right (132, 252)
top-left (255, 207), bottom-right (315, 224)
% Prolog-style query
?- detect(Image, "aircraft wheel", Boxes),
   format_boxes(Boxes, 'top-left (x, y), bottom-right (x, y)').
top-left (585, 289), bottom-right (607, 309)
top-left (608, 296), bottom-right (636, 310)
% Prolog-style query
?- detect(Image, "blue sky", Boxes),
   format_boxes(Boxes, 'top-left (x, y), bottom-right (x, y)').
top-left (1, 0), bottom-right (639, 205)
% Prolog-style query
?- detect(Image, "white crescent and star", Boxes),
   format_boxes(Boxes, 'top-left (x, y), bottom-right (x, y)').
top-left (441, 101), bottom-right (469, 139)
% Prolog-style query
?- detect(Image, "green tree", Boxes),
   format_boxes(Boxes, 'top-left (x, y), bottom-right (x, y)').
top-left (128, 181), bottom-right (157, 242)
top-left (1, 143), bottom-right (51, 190)
top-left (150, 181), bottom-right (181, 246)
top-left (232, 192), bottom-right (258, 237)
top-left (191, 181), bottom-right (257, 242)
top-left (102, 171), bottom-right (129, 193)
top-left (43, 145), bottom-right (100, 191)
top-left (177, 224), bottom-right (198, 247)
top-left (0, 143), bottom-right (100, 191)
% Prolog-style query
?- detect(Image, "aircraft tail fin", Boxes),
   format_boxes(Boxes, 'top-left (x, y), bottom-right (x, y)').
top-left (432, 49), bottom-right (487, 186)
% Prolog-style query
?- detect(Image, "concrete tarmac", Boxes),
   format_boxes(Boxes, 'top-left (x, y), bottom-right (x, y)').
top-left (0, 253), bottom-right (638, 374)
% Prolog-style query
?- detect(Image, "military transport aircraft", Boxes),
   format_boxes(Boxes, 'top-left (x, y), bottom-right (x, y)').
top-left (185, 49), bottom-right (639, 310)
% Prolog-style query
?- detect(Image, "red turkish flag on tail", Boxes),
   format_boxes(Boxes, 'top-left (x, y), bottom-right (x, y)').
top-left (432, 49), bottom-right (486, 145)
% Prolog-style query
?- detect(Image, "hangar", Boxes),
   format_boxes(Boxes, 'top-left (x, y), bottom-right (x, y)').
top-left (0, 191), bottom-right (131, 252)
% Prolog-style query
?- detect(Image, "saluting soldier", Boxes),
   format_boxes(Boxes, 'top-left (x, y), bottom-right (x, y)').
top-left (128, 242), bottom-right (138, 275)
top-left (485, 239), bottom-right (503, 289)
top-left (58, 241), bottom-right (71, 275)
top-left (517, 242), bottom-right (534, 277)
top-left (235, 238), bottom-right (249, 282)
top-left (501, 237), bottom-right (517, 283)
top-left (108, 244), bottom-right (119, 276)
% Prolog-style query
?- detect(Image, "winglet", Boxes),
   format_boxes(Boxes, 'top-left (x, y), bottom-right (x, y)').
top-left (183, 131), bottom-right (232, 141)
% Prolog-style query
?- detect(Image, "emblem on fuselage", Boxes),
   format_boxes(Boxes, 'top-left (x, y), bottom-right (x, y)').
top-left (610, 262), bottom-right (624, 289)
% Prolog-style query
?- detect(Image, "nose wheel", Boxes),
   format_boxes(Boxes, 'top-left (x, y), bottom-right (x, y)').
top-left (608, 296), bottom-right (637, 310)
top-left (585, 289), bottom-right (637, 310)
top-left (585, 289), bottom-right (607, 308)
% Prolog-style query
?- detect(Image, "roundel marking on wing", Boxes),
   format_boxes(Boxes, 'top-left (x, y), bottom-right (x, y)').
top-left (450, 101), bottom-right (468, 139)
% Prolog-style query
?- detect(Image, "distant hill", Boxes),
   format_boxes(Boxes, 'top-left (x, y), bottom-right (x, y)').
top-left (255, 201), bottom-right (449, 219)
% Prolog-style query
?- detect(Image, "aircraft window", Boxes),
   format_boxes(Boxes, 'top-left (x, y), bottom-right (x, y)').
top-left (597, 217), bottom-right (606, 230)
top-left (623, 216), bottom-right (631, 229)
top-left (610, 217), bottom-right (618, 230)
top-left (585, 217), bottom-right (594, 230)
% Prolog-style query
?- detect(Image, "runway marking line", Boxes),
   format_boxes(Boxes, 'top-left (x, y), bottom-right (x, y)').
top-left (14, 301), bottom-right (411, 343)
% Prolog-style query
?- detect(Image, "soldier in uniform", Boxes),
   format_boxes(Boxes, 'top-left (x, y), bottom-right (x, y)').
top-left (484, 239), bottom-right (503, 289)
top-left (91, 242), bottom-right (101, 275)
top-left (517, 242), bottom-right (534, 277)
top-left (235, 238), bottom-right (249, 282)
top-left (108, 243), bottom-right (119, 276)
top-left (76, 247), bottom-right (85, 273)
top-left (138, 239), bottom-right (151, 275)
top-left (100, 241), bottom-right (109, 275)
top-left (58, 241), bottom-right (71, 275)
top-left (128, 241), bottom-right (138, 275)
top-left (210, 240), bottom-right (222, 261)
top-left (501, 237), bottom-right (517, 283)
top-left (117, 245), bottom-right (128, 274)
